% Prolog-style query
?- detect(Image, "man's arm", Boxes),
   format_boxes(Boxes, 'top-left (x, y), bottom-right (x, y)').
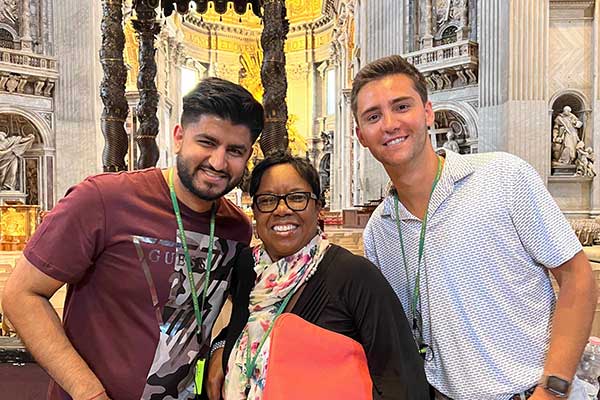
top-left (531, 250), bottom-right (597, 399)
top-left (2, 256), bottom-right (110, 400)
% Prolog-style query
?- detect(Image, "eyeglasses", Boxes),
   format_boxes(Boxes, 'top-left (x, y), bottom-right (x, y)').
top-left (253, 191), bottom-right (318, 213)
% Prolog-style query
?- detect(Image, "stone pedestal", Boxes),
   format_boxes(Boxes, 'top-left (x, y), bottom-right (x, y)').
top-left (552, 163), bottom-right (577, 176)
top-left (0, 191), bottom-right (27, 205)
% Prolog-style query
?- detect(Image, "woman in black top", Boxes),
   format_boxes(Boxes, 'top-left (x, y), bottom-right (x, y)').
top-left (220, 152), bottom-right (428, 400)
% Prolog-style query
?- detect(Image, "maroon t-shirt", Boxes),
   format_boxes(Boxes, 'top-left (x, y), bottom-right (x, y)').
top-left (24, 168), bottom-right (252, 400)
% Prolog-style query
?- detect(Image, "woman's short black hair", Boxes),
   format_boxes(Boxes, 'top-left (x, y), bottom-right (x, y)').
top-left (249, 150), bottom-right (325, 207)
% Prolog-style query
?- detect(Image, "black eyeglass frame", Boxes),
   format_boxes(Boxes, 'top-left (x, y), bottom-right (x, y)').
top-left (252, 191), bottom-right (319, 213)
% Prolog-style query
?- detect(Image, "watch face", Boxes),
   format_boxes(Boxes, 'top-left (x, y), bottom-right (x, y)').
top-left (546, 376), bottom-right (570, 396)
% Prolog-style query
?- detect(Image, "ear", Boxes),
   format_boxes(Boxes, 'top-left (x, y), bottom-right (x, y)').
top-left (173, 124), bottom-right (184, 154)
top-left (355, 126), bottom-right (367, 147)
top-left (424, 101), bottom-right (435, 128)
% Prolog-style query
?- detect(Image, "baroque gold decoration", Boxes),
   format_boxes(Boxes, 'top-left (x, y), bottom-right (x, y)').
top-left (124, 20), bottom-right (140, 92)
top-left (286, 0), bottom-right (323, 25)
top-left (0, 205), bottom-right (39, 251)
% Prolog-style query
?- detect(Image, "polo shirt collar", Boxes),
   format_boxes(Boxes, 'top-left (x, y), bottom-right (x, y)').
top-left (381, 149), bottom-right (475, 221)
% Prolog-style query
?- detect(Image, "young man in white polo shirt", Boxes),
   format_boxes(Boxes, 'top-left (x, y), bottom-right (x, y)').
top-left (351, 55), bottom-right (597, 400)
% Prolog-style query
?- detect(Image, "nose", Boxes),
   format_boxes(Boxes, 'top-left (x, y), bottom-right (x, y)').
top-left (208, 147), bottom-right (227, 171)
top-left (381, 111), bottom-right (398, 133)
top-left (272, 196), bottom-right (292, 216)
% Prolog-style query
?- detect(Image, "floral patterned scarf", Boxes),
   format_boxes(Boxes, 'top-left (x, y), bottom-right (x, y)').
top-left (224, 232), bottom-right (330, 400)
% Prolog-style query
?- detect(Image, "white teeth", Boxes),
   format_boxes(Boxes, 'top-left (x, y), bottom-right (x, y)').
top-left (386, 137), bottom-right (407, 146)
top-left (273, 224), bottom-right (297, 232)
top-left (201, 169), bottom-right (225, 178)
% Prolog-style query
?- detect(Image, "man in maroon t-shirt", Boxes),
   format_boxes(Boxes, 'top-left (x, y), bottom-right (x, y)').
top-left (2, 78), bottom-right (264, 400)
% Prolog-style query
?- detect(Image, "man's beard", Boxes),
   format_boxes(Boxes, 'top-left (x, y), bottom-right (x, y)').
top-left (176, 154), bottom-right (241, 201)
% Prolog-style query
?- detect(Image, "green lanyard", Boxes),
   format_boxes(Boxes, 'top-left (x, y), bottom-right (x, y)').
top-left (168, 168), bottom-right (216, 396)
top-left (393, 156), bottom-right (443, 344)
top-left (243, 282), bottom-right (299, 395)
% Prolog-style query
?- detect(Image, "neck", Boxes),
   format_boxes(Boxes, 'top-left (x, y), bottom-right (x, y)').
top-left (386, 148), bottom-right (440, 220)
top-left (163, 168), bottom-right (214, 213)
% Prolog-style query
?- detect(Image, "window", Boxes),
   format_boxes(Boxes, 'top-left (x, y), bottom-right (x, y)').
top-left (180, 67), bottom-right (197, 96)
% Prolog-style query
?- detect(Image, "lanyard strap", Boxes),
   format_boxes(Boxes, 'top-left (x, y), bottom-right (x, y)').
top-left (168, 168), bottom-right (216, 340)
top-left (244, 285), bottom-right (298, 385)
top-left (393, 155), bottom-right (443, 328)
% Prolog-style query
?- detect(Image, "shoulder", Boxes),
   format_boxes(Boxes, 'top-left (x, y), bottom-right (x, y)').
top-left (84, 168), bottom-right (163, 193)
top-left (322, 245), bottom-right (381, 281)
top-left (215, 198), bottom-right (253, 244)
top-left (462, 151), bottom-right (528, 173)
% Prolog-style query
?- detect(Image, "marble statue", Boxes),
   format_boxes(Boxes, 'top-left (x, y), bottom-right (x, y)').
top-left (443, 131), bottom-right (461, 153)
top-left (0, 131), bottom-right (35, 190)
top-left (552, 106), bottom-right (584, 164)
top-left (575, 142), bottom-right (596, 178)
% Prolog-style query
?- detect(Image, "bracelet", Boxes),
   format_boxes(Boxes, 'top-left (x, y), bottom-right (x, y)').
top-left (210, 340), bottom-right (226, 358)
top-left (87, 390), bottom-right (106, 400)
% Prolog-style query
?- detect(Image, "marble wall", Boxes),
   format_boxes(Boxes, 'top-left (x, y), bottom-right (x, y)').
top-left (52, 0), bottom-right (105, 198)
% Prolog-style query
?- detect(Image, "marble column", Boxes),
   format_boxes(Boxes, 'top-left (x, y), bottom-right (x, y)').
top-left (53, 0), bottom-right (105, 198)
top-left (479, 0), bottom-right (549, 180)
top-left (20, 0), bottom-right (33, 51)
top-left (354, 0), bottom-right (404, 205)
top-left (421, 0), bottom-right (434, 48)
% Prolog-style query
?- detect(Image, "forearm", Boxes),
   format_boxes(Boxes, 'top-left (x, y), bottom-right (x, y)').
top-left (543, 265), bottom-right (597, 380)
top-left (4, 292), bottom-right (105, 399)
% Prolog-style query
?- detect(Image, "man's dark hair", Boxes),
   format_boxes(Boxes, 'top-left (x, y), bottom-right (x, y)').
top-left (181, 77), bottom-right (264, 142)
top-left (350, 55), bottom-right (428, 121)
top-left (249, 150), bottom-right (325, 207)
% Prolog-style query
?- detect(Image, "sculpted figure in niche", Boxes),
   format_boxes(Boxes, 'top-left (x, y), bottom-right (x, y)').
top-left (443, 131), bottom-right (460, 153)
top-left (0, 131), bottom-right (35, 190)
top-left (552, 106), bottom-right (584, 164)
top-left (575, 142), bottom-right (596, 178)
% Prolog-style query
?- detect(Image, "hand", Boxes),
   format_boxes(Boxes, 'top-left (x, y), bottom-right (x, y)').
top-left (528, 386), bottom-right (559, 400)
top-left (207, 347), bottom-right (225, 400)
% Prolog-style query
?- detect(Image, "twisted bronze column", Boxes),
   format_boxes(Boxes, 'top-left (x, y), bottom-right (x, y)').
top-left (259, 0), bottom-right (289, 156)
top-left (132, 0), bottom-right (161, 169)
top-left (100, 0), bottom-right (129, 172)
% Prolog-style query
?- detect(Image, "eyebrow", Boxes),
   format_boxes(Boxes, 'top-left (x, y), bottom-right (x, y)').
top-left (359, 96), bottom-right (414, 120)
top-left (195, 133), bottom-right (249, 153)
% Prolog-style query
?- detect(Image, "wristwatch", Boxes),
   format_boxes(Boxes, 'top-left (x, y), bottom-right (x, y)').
top-left (539, 375), bottom-right (571, 398)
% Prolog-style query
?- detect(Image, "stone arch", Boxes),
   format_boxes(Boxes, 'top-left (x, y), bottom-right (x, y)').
top-left (432, 101), bottom-right (478, 138)
top-left (549, 89), bottom-right (589, 113)
top-left (432, 102), bottom-right (478, 153)
top-left (0, 106), bottom-right (54, 149)
top-left (435, 21), bottom-right (461, 40)
top-left (549, 90), bottom-right (589, 138)
top-left (0, 23), bottom-right (18, 42)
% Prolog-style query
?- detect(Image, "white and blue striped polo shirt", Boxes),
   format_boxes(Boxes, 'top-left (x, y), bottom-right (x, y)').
top-left (363, 150), bottom-right (582, 400)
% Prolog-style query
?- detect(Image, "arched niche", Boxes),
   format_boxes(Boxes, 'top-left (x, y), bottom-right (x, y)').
top-left (0, 110), bottom-right (55, 209)
top-left (549, 90), bottom-right (590, 174)
top-left (0, 24), bottom-right (18, 49)
top-left (432, 102), bottom-right (478, 153)
top-left (549, 90), bottom-right (588, 139)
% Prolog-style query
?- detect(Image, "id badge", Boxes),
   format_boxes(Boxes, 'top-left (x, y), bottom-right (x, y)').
top-left (194, 358), bottom-right (206, 395)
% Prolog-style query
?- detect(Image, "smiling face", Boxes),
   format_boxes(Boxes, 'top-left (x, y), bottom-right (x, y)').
top-left (174, 114), bottom-right (253, 203)
top-left (355, 73), bottom-right (435, 170)
top-left (253, 163), bottom-right (321, 262)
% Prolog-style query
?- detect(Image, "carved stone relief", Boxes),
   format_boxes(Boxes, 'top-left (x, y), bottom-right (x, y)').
top-left (0, 113), bottom-right (40, 141)
top-left (0, 0), bottom-right (19, 29)
top-left (0, 72), bottom-right (55, 97)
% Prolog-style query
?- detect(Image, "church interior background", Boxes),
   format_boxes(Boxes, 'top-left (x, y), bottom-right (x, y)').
top-left (0, 0), bottom-right (598, 321)
top-left (1, 0), bottom-right (600, 394)
top-left (1, 0), bottom-right (600, 218)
